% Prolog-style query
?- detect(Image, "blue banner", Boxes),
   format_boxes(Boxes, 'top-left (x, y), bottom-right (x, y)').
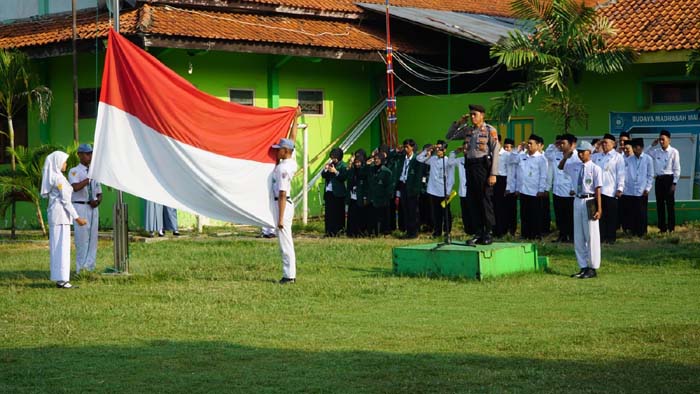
top-left (611, 110), bottom-right (700, 132)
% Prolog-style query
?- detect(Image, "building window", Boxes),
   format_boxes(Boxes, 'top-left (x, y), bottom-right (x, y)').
top-left (229, 89), bottom-right (255, 106)
top-left (78, 88), bottom-right (100, 118)
top-left (298, 89), bottom-right (324, 115)
top-left (650, 82), bottom-right (699, 105)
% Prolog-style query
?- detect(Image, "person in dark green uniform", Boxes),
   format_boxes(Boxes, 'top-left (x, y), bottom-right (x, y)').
top-left (367, 152), bottom-right (394, 235)
top-left (346, 149), bottom-right (370, 237)
top-left (396, 139), bottom-right (424, 238)
top-left (322, 147), bottom-right (348, 236)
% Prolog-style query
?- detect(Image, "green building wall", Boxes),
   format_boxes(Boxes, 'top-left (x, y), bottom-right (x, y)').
top-left (6, 49), bottom-right (383, 230)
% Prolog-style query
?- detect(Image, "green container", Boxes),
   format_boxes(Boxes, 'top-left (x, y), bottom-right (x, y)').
top-left (392, 243), bottom-right (546, 280)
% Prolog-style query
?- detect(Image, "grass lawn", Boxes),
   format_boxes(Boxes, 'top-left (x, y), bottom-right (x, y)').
top-left (1, 224), bottom-right (699, 393)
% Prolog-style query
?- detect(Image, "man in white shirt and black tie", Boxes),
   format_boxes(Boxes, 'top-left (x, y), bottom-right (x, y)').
top-left (648, 129), bottom-right (681, 233)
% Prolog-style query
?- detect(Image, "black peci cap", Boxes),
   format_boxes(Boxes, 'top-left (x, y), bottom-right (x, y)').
top-left (660, 129), bottom-right (671, 138)
top-left (629, 138), bottom-right (644, 148)
top-left (503, 138), bottom-right (515, 146)
top-left (603, 133), bottom-right (616, 142)
top-left (469, 104), bottom-right (486, 113)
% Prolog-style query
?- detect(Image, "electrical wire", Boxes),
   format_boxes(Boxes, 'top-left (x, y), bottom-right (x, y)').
top-left (396, 50), bottom-right (500, 76)
top-left (376, 51), bottom-right (442, 99)
top-left (163, 5), bottom-right (352, 38)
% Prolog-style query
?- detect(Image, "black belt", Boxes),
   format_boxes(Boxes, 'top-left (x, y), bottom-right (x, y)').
top-left (656, 174), bottom-right (673, 178)
top-left (274, 197), bottom-right (293, 203)
top-left (73, 201), bottom-right (88, 204)
top-left (576, 194), bottom-right (594, 199)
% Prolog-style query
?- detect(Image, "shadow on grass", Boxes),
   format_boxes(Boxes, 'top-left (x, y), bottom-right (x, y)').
top-left (0, 270), bottom-right (49, 281)
top-left (1, 341), bottom-right (698, 393)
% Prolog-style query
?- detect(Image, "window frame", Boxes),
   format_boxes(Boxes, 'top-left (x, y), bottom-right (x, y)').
top-left (228, 88), bottom-right (256, 107)
top-left (297, 88), bottom-right (325, 116)
top-left (649, 81), bottom-right (700, 106)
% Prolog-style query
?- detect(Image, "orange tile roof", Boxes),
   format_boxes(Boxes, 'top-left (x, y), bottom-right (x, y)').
top-left (599, 0), bottom-right (700, 52)
top-left (143, 4), bottom-right (390, 51)
top-left (0, 4), bottom-right (403, 53)
top-left (0, 8), bottom-right (139, 49)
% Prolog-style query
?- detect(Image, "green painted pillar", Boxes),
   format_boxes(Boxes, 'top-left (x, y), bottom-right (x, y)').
top-left (267, 55), bottom-right (292, 109)
top-left (38, 0), bottom-right (49, 15)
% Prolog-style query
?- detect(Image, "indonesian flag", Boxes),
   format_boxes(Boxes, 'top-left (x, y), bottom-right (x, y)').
top-left (90, 29), bottom-right (297, 227)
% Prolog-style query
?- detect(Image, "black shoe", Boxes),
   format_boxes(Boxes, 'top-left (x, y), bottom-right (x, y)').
top-left (56, 281), bottom-right (77, 289)
top-left (467, 235), bottom-right (481, 246)
top-left (278, 277), bottom-right (296, 285)
top-left (158, 231), bottom-right (165, 237)
top-left (402, 233), bottom-right (418, 240)
top-left (173, 231), bottom-right (180, 236)
top-left (477, 235), bottom-right (493, 245)
top-left (570, 268), bottom-right (587, 278)
top-left (580, 268), bottom-right (597, 279)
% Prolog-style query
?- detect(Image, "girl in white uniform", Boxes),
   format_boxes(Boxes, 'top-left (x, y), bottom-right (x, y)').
top-left (41, 151), bottom-right (87, 288)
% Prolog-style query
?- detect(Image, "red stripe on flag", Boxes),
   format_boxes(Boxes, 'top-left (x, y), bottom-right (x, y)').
top-left (100, 29), bottom-right (296, 163)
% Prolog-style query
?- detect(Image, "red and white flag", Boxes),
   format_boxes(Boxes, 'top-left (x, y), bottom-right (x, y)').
top-left (90, 29), bottom-right (297, 227)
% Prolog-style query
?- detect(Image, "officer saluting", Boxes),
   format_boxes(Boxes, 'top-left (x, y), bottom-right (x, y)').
top-left (446, 104), bottom-right (500, 245)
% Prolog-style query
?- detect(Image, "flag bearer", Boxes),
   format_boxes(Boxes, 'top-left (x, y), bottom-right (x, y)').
top-left (68, 144), bottom-right (102, 274)
top-left (41, 151), bottom-right (87, 288)
top-left (271, 111), bottom-right (301, 284)
top-left (560, 141), bottom-right (603, 279)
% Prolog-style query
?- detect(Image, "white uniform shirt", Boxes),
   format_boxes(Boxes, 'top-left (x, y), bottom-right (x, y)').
top-left (505, 151), bottom-right (521, 193)
top-left (68, 163), bottom-right (102, 202)
top-left (47, 176), bottom-right (80, 226)
top-left (564, 159), bottom-right (603, 196)
top-left (515, 151), bottom-right (548, 196)
top-left (592, 149), bottom-right (625, 197)
top-left (648, 145), bottom-right (681, 183)
top-left (456, 157), bottom-right (468, 197)
top-left (497, 148), bottom-right (509, 176)
top-left (272, 152), bottom-right (298, 199)
top-left (417, 151), bottom-right (458, 197)
top-left (623, 153), bottom-right (654, 197)
top-left (545, 144), bottom-right (580, 197)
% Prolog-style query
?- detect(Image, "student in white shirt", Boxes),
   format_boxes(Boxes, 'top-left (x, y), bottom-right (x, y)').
top-left (560, 140), bottom-right (603, 279)
top-left (648, 129), bottom-right (681, 232)
top-left (417, 140), bottom-right (459, 238)
top-left (512, 134), bottom-right (548, 240)
top-left (622, 138), bottom-right (654, 236)
top-left (68, 144), bottom-right (102, 274)
top-left (545, 134), bottom-right (579, 243)
top-left (456, 141), bottom-right (477, 235)
top-left (493, 136), bottom-right (515, 237)
top-left (591, 133), bottom-right (625, 244)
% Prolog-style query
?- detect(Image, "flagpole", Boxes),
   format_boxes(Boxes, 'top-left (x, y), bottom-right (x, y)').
top-left (111, 0), bottom-right (129, 274)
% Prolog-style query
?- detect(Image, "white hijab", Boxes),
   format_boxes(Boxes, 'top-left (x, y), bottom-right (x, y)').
top-left (40, 151), bottom-right (69, 198)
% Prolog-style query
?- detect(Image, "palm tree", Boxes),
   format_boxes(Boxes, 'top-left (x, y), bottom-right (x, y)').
top-left (489, 0), bottom-right (636, 133)
top-left (0, 49), bottom-right (52, 237)
top-left (0, 144), bottom-right (77, 237)
top-left (687, 50), bottom-right (700, 75)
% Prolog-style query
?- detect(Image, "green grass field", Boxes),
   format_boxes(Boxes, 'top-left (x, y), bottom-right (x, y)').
top-left (1, 225), bottom-right (699, 393)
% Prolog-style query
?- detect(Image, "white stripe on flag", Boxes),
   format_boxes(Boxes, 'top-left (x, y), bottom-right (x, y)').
top-left (90, 103), bottom-right (279, 227)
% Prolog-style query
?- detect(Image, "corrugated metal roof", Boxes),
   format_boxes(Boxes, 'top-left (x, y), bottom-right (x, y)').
top-left (357, 3), bottom-right (523, 45)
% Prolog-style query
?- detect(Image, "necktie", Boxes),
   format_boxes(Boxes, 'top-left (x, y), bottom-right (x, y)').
top-left (577, 166), bottom-right (584, 195)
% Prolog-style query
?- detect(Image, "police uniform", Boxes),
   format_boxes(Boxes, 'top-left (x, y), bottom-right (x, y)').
top-left (271, 138), bottom-right (297, 281)
top-left (591, 136), bottom-right (625, 243)
top-left (41, 151), bottom-right (80, 288)
top-left (68, 159), bottom-right (102, 273)
top-left (564, 141), bottom-right (603, 278)
top-left (417, 149), bottom-right (459, 237)
top-left (622, 139), bottom-right (654, 236)
top-left (445, 104), bottom-right (500, 243)
top-left (648, 132), bottom-right (681, 232)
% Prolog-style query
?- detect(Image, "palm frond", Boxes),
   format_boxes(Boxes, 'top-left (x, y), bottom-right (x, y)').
top-left (510, 0), bottom-right (553, 21)
top-left (488, 80), bottom-right (541, 124)
top-left (687, 50), bottom-right (700, 75)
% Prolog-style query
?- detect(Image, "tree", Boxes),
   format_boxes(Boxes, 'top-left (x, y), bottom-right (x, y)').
top-left (489, 0), bottom-right (636, 133)
top-left (0, 49), bottom-right (52, 237)
top-left (687, 50), bottom-right (700, 76)
top-left (0, 144), bottom-right (77, 237)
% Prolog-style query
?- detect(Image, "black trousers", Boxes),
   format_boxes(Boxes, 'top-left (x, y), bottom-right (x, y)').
top-left (541, 194), bottom-right (551, 234)
top-left (622, 195), bottom-right (647, 236)
top-left (519, 194), bottom-right (541, 239)
top-left (493, 175), bottom-right (508, 237)
top-left (388, 197), bottom-right (398, 231)
top-left (370, 205), bottom-right (391, 236)
top-left (419, 192), bottom-right (433, 232)
top-left (599, 195), bottom-right (618, 242)
top-left (503, 193), bottom-right (517, 235)
top-left (324, 191), bottom-right (345, 236)
top-left (466, 158), bottom-right (495, 235)
top-left (460, 196), bottom-right (477, 235)
top-left (655, 175), bottom-right (676, 232)
top-left (399, 182), bottom-right (419, 237)
top-left (347, 202), bottom-right (370, 237)
top-left (553, 195), bottom-right (574, 240)
top-left (430, 195), bottom-right (452, 237)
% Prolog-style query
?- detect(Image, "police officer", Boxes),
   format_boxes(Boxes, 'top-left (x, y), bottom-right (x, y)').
top-left (68, 144), bottom-right (102, 274)
top-left (446, 104), bottom-right (500, 245)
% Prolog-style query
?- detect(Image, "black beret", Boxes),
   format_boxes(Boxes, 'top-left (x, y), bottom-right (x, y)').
top-left (528, 134), bottom-right (544, 144)
top-left (503, 138), bottom-right (515, 146)
top-left (603, 133), bottom-right (616, 142)
top-left (629, 138), bottom-right (644, 148)
top-left (469, 104), bottom-right (486, 113)
top-left (660, 129), bottom-right (671, 138)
